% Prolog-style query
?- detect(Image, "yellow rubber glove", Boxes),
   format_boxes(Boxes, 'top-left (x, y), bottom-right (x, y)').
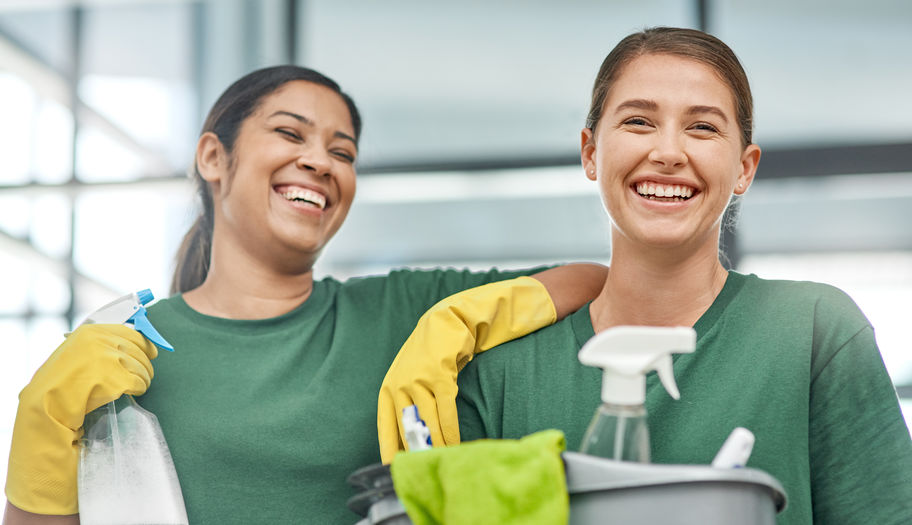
top-left (378, 276), bottom-right (557, 464)
top-left (5, 324), bottom-right (158, 515)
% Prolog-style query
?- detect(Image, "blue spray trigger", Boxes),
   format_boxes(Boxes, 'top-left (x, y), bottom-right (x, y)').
top-left (129, 307), bottom-right (174, 351)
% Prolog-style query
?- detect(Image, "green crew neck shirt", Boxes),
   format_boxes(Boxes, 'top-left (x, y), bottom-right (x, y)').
top-left (457, 271), bottom-right (912, 524)
top-left (139, 267), bottom-right (534, 523)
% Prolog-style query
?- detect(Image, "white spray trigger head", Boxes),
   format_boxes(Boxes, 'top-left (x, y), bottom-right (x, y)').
top-left (654, 354), bottom-right (680, 400)
top-left (579, 326), bottom-right (696, 405)
top-left (82, 292), bottom-right (143, 325)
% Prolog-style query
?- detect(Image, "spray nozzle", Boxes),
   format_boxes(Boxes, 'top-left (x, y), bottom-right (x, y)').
top-left (81, 289), bottom-right (173, 352)
top-left (579, 326), bottom-right (696, 406)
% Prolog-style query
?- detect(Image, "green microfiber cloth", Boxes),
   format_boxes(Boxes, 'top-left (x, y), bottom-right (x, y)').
top-left (390, 429), bottom-right (568, 525)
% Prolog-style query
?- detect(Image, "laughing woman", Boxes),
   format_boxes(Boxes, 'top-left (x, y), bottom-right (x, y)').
top-left (3, 66), bottom-right (606, 524)
top-left (443, 28), bottom-right (912, 524)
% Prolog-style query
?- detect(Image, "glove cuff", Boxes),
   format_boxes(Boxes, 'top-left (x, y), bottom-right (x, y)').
top-left (5, 404), bottom-right (80, 515)
top-left (5, 451), bottom-right (80, 515)
top-left (471, 276), bottom-right (557, 353)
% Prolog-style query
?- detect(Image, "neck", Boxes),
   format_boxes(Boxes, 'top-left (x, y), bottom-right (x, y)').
top-left (182, 236), bottom-right (317, 320)
top-left (590, 232), bottom-right (729, 332)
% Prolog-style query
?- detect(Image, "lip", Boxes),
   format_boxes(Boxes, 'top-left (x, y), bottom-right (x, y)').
top-left (629, 175), bottom-right (700, 204)
top-left (273, 182), bottom-right (332, 210)
top-left (630, 174), bottom-right (700, 190)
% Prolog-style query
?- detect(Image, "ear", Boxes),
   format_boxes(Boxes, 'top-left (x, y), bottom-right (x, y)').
top-left (196, 132), bottom-right (228, 184)
top-left (581, 128), bottom-right (597, 181)
top-left (734, 143), bottom-right (761, 195)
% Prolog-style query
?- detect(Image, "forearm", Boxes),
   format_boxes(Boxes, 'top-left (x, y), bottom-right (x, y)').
top-left (379, 272), bottom-right (594, 458)
top-left (3, 502), bottom-right (78, 525)
top-left (530, 263), bottom-right (607, 319)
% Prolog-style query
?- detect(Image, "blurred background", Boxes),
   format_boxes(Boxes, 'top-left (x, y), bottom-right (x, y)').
top-left (1, 0), bottom-right (911, 484)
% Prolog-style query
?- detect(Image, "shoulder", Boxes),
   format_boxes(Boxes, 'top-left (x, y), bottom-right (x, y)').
top-left (337, 267), bottom-right (469, 290)
top-left (336, 266), bottom-right (543, 305)
top-left (145, 294), bottom-right (190, 323)
top-left (739, 272), bottom-right (853, 303)
top-left (736, 273), bottom-right (875, 370)
top-left (333, 268), bottom-right (457, 303)
top-left (737, 273), bottom-right (869, 327)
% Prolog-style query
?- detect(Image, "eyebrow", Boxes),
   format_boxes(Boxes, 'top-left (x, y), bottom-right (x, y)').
top-left (268, 110), bottom-right (358, 148)
top-left (686, 105), bottom-right (729, 124)
top-left (614, 99), bottom-right (658, 113)
top-left (613, 99), bottom-right (729, 124)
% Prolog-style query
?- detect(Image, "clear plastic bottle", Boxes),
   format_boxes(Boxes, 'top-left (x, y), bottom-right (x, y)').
top-left (73, 290), bottom-right (188, 525)
top-left (78, 395), bottom-right (189, 525)
top-left (580, 403), bottom-right (650, 462)
top-left (577, 326), bottom-right (696, 463)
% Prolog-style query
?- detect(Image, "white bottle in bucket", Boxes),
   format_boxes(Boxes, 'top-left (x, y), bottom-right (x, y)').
top-left (75, 289), bottom-right (189, 525)
top-left (402, 405), bottom-right (432, 452)
top-left (578, 326), bottom-right (696, 462)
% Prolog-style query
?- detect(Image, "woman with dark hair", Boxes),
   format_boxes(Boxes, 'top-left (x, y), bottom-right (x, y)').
top-left (395, 27), bottom-right (911, 523)
top-left (3, 65), bottom-right (606, 523)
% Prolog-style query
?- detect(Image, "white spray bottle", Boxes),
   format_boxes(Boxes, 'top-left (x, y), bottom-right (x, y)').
top-left (75, 289), bottom-right (189, 525)
top-left (578, 326), bottom-right (696, 463)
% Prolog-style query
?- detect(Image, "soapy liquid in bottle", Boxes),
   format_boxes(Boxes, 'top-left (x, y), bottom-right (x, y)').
top-left (78, 395), bottom-right (189, 525)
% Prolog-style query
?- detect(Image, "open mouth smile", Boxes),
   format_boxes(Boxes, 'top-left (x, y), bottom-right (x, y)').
top-left (634, 181), bottom-right (696, 202)
top-left (274, 184), bottom-right (328, 210)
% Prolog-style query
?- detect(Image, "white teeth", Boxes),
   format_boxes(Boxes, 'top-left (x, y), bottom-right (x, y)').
top-left (636, 182), bottom-right (694, 200)
top-left (281, 189), bottom-right (326, 209)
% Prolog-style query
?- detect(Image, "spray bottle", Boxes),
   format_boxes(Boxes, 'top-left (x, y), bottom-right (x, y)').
top-left (75, 289), bottom-right (189, 525)
top-left (578, 326), bottom-right (696, 463)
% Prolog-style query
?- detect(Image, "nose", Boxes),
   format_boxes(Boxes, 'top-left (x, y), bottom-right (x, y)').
top-left (647, 132), bottom-right (688, 169)
top-left (295, 147), bottom-right (332, 176)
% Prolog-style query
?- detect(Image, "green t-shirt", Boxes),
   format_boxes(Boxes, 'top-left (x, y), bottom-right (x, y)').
top-left (457, 271), bottom-right (912, 525)
top-left (139, 267), bottom-right (532, 523)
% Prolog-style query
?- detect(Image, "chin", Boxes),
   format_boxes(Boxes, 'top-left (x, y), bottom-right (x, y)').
top-left (631, 227), bottom-right (701, 250)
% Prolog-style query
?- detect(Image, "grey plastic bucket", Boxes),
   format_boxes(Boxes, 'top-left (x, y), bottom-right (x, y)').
top-left (563, 452), bottom-right (786, 524)
top-left (347, 452), bottom-right (787, 524)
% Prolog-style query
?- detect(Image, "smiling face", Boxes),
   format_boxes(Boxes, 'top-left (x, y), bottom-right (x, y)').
top-left (198, 80), bottom-right (358, 272)
top-left (581, 53), bottom-right (760, 255)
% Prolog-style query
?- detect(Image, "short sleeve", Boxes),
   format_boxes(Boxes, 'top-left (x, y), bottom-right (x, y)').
top-left (809, 324), bottom-right (912, 523)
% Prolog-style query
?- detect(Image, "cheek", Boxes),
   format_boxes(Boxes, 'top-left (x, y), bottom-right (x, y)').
top-left (214, 157), bottom-right (246, 204)
top-left (348, 172), bottom-right (357, 197)
top-left (596, 176), bottom-right (625, 223)
top-left (598, 134), bottom-right (646, 174)
top-left (339, 171), bottom-right (357, 206)
top-left (593, 138), bottom-right (639, 215)
top-left (690, 143), bottom-right (742, 185)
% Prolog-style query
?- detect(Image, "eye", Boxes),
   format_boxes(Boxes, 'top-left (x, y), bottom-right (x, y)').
top-left (275, 128), bottom-right (302, 141)
top-left (622, 117), bottom-right (651, 127)
top-left (332, 150), bottom-right (356, 163)
top-left (690, 122), bottom-right (719, 133)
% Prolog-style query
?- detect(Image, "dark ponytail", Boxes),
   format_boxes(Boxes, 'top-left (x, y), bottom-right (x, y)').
top-left (170, 175), bottom-right (215, 294)
top-left (169, 65), bottom-right (362, 294)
